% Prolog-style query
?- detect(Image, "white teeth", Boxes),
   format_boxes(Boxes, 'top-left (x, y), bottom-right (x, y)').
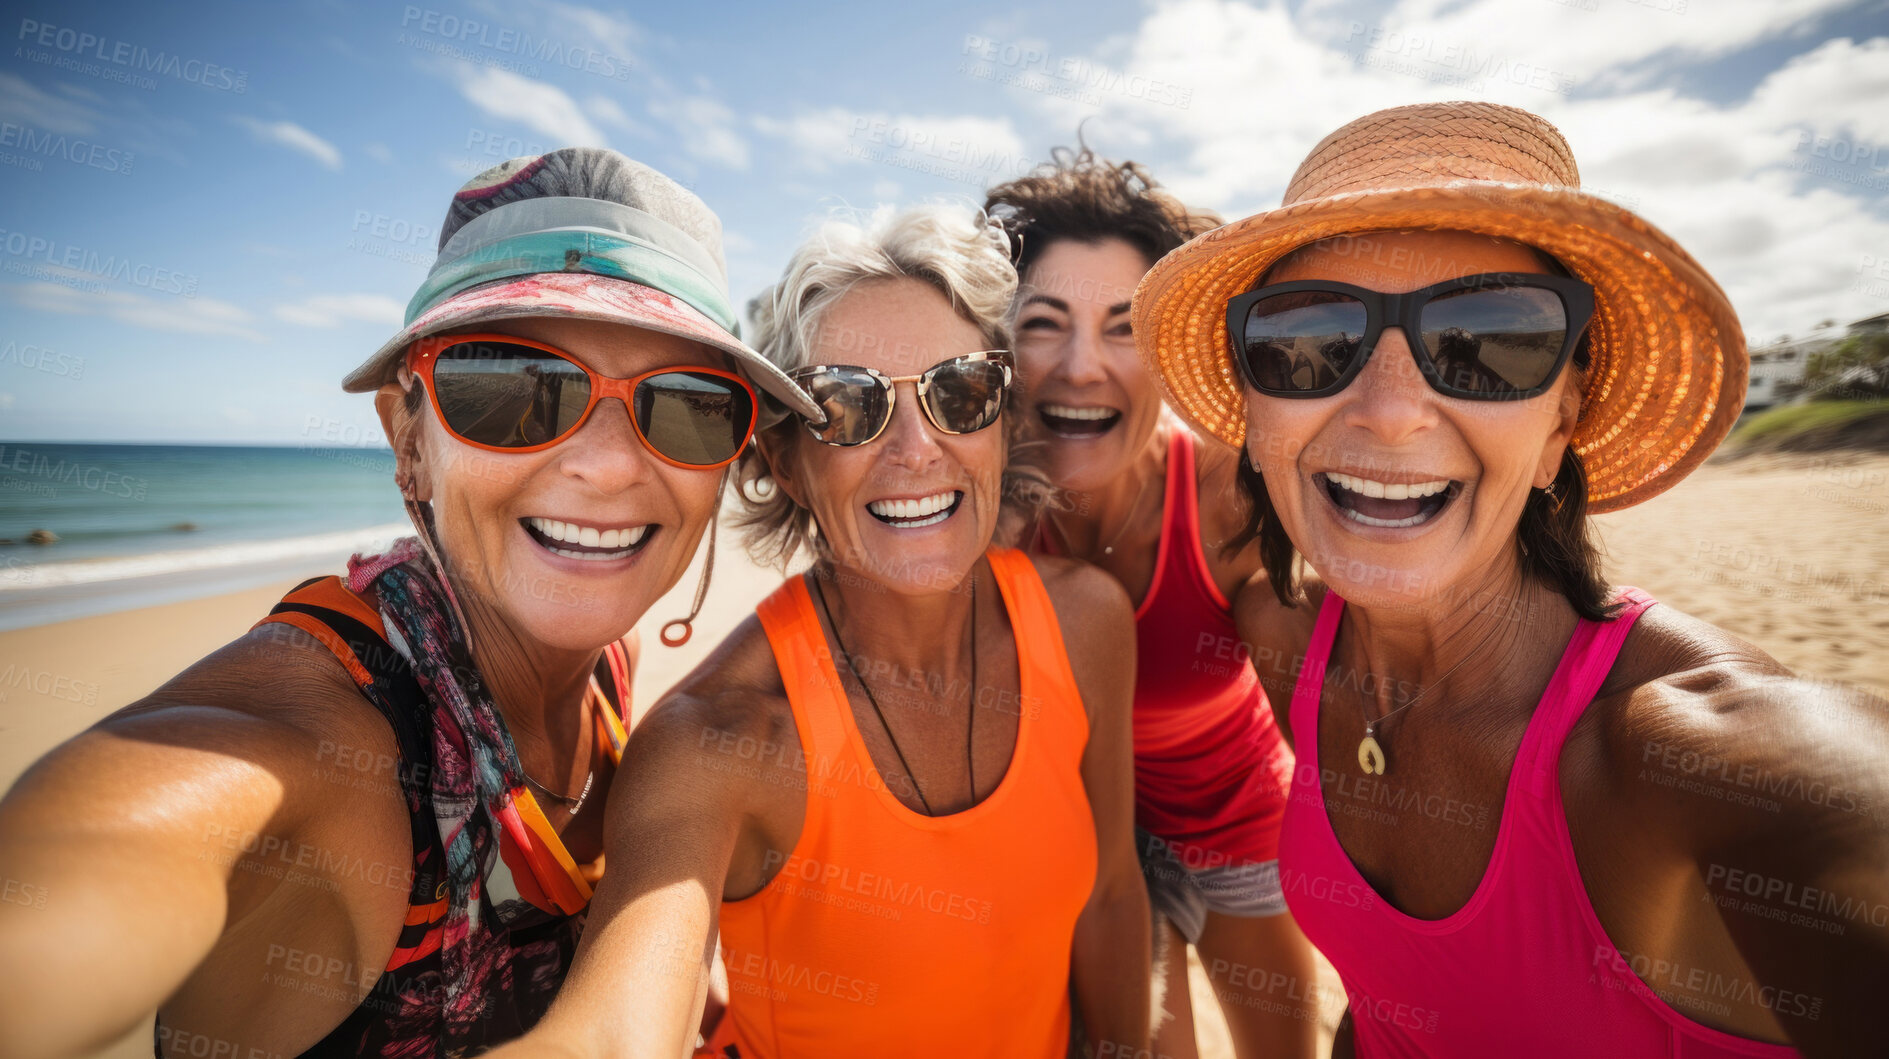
top-left (1339, 508), bottom-right (1431, 529)
top-left (525, 517), bottom-right (650, 553)
top-left (866, 491), bottom-right (960, 527)
top-left (1325, 472), bottom-right (1451, 499)
top-left (1041, 403), bottom-right (1118, 420)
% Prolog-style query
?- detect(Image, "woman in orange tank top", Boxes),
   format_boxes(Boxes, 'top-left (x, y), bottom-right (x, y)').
top-left (492, 205), bottom-right (1152, 1059)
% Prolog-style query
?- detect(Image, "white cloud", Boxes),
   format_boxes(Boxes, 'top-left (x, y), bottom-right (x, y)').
top-left (648, 93), bottom-right (750, 169)
top-left (10, 283), bottom-right (265, 341)
top-left (452, 66), bottom-right (608, 147)
top-left (364, 142), bottom-right (395, 164)
top-left (756, 107), bottom-right (1033, 182)
top-left (233, 117), bottom-right (343, 171)
top-left (1009, 0), bottom-right (1889, 340)
top-left (585, 94), bottom-right (652, 138)
top-left (273, 293), bottom-right (405, 328)
top-left (0, 72), bottom-right (103, 135)
top-left (541, 2), bottom-right (644, 61)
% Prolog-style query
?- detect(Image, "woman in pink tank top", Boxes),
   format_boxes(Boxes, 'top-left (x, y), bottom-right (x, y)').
top-left (1137, 102), bottom-right (1889, 1055)
top-left (987, 152), bottom-right (1318, 1058)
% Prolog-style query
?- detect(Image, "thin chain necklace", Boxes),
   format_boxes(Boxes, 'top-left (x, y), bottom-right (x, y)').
top-left (520, 680), bottom-right (605, 813)
top-left (810, 565), bottom-right (978, 817)
top-left (1046, 460), bottom-right (1157, 559)
top-left (1350, 609), bottom-right (1512, 777)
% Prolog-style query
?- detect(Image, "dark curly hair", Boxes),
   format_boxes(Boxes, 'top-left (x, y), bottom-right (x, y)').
top-left (983, 143), bottom-right (1223, 278)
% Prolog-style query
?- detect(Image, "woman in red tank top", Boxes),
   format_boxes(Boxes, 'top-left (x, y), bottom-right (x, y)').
top-left (1143, 102), bottom-right (1889, 1054)
top-left (987, 151), bottom-right (1319, 1058)
top-left (493, 204), bottom-right (1152, 1058)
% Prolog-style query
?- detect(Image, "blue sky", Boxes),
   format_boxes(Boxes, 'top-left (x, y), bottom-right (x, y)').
top-left (3, 0), bottom-right (1886, 443)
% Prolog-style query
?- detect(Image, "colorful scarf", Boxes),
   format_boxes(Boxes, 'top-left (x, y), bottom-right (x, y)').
top-left (345, 535), bottom-right (541, 1049)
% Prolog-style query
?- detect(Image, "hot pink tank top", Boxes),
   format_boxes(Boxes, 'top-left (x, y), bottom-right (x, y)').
top-left (1279, 588), bottom-right (1803, 1057)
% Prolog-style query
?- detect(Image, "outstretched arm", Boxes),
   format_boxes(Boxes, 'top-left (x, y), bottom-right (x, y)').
top-left (1678, 674), bottom-right (1889, 1057)
top-left (486, 689), bottom-right (770, 1059)
top-left (0, 664), bottom-right (389, 1059)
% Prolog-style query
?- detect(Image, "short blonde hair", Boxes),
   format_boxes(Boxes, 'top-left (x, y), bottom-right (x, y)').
top-left (736, 203), bottom-right (1047, 569)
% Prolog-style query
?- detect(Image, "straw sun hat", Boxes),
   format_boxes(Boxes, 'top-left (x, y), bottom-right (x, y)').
top-left (1134, 101), bottom-right (1747, 513)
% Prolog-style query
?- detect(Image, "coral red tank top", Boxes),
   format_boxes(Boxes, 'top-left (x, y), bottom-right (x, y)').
top-left (1044, 429), bottom-right (1293, 865)
top-left (1280, 587), bottom-right (1802, 1057)
top-left (701, 549), bottom-right (1097, 1059)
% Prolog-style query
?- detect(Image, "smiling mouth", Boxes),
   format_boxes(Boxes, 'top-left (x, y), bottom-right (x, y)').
top-left (1317, 472), bottom-right (1462, 529)
top-left (866, 490), bottom-right (963, 529)
top-left (521, 516), bottom-right (655, 561)
top-left (1038, 402), bottom-right (1121, 438)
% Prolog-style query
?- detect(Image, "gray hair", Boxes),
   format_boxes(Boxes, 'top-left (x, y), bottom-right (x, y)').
top-left (735, 203), bottom-right (1049, 570)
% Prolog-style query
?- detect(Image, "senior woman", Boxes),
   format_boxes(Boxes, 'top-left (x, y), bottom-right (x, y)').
top-left (0, 149), bottom-right (823, 1056)
top-left (986, 151), bottom-right (1318, 1058)
top-left (487, 204), bottom-right (1150, 1058)
top-left (1140, 102), bottom-right (1889, 1056)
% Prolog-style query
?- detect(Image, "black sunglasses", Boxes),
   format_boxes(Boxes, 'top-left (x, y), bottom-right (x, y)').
top-left (782, 350), bottom-right (1014, 447)
top-left (1226, 272), bottom-right (1595, 400)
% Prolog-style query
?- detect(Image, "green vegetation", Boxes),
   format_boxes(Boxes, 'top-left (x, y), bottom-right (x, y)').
top-left (1731, 399), bottom-right (1889, 452)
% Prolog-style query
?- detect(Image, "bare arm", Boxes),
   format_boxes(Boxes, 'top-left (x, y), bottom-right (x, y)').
top-left (1661, 673), bottom-right (1889, 1056)
top-left (1049, 558), bottom-right (1153, 1057)
top-left (0, 674), bottom-right (388, 1059)
top-left (487, 685), bottom-right (779, 1058)
top-left (1233, 573), bottom-right (1323, 749)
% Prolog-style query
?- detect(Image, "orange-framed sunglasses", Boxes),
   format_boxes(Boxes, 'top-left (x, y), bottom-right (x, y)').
top-left (405, 332), bottom-right (758, 470)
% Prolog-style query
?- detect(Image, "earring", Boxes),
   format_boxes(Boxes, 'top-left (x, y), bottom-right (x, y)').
top-left (661, 472), bottom-right (729, 647)
top-left (741, 474), bottom-right (777, 503)
top-left (1540, 481), bottom-right (1566, 513)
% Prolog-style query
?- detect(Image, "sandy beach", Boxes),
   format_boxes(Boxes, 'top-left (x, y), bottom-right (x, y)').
top-left (3, 450), bottom-right (1884, 1058)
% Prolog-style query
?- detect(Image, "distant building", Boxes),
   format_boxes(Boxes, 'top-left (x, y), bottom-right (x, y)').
top-left (1746, 322), bottom-right (1842, 411)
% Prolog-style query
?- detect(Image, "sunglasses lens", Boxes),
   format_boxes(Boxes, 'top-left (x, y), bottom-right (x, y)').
top-left (924, 358), bottom-right (1009, 434)
top-left (431, 341), bottom-right (591, 447)
top-left (799, 367), bottom-right (890, 446)
top-left (1420, 285), bottom-right (1568, 396)
top-left (1240, 292), bottom-right (1369, 394)
top-left (632, 371), bottom-right (755, 466)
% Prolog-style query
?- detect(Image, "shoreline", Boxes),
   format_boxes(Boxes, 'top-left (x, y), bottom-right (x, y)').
top-left (0, 522), bottom-right (410, 632)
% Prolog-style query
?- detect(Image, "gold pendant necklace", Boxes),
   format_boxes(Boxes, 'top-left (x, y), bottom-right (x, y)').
top-left (1348, 610), bottom-right (1507, 777)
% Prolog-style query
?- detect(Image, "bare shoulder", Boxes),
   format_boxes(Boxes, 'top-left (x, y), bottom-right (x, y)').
top-left (1025, 552), bottom-right (1135, 659)
top-left (616, 612), bottom-right (800, 815)
top-left (1028, 551), bottom-right (1135, 626)
top-left (1232, 571), bottom-right (1330, 744)
top-left (37, 618), bottom-right (398, 820)
top-left (606, 613), bottom-right (807, 898)
top-left (1023, 552), bottom-right (1134, 726)
top-left (1586, 601), bottom-right (1889, 845)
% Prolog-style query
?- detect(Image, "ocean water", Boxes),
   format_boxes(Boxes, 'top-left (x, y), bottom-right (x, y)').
top-left (0, 442), bottom-right (410, 628)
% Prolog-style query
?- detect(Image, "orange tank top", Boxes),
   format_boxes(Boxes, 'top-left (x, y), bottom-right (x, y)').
top-left (702, 548), bottom-right (1098, 1059)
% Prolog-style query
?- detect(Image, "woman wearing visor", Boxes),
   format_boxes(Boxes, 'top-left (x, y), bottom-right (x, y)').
top-left (493, 204), bottom-right (1151, 1058)
top-left (0, 148), bottom-right (824, 1057)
